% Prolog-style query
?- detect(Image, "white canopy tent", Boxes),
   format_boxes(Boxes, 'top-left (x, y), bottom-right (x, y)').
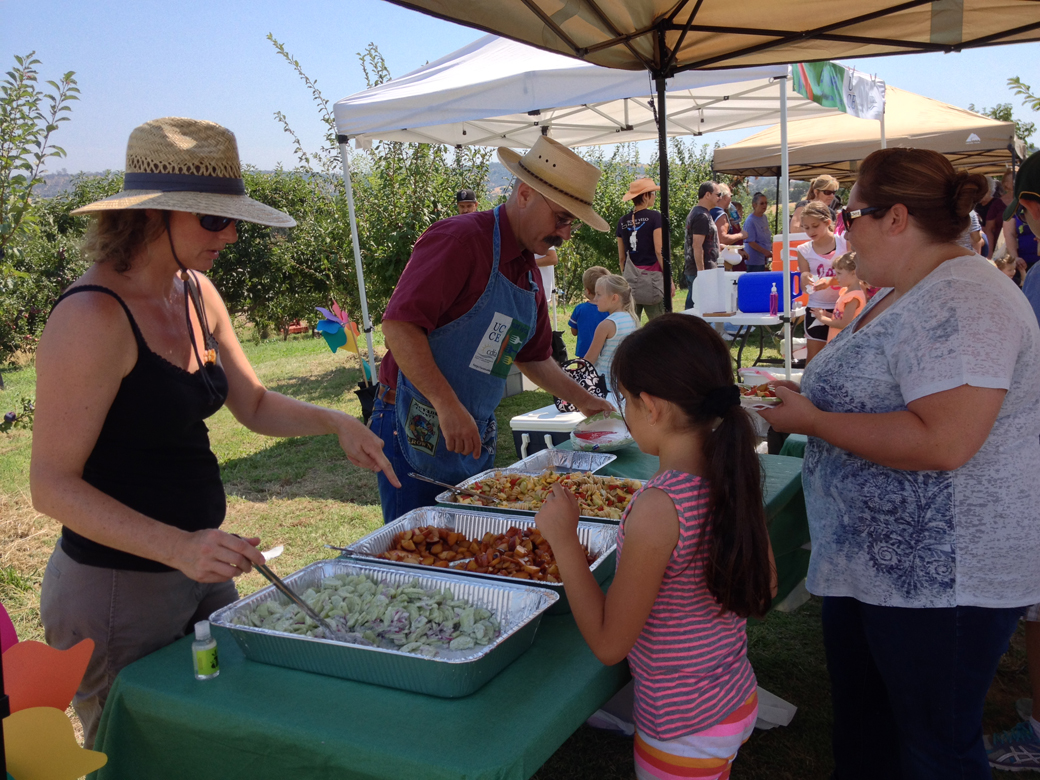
top-left (333, 36), bottom-right (873, 380)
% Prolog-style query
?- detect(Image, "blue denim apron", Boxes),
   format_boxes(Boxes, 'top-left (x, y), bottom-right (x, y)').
top-left (394, 206), bottom-right (538, 484)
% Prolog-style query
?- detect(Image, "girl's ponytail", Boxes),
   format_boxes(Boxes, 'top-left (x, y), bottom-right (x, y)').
top-left (612, 314), bottom-right (772, 619)
top-left (702, 395), bottom-right (772, 619)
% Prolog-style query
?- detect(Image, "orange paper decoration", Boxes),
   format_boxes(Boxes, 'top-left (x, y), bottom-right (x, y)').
top-left (2, 639), bottom-right (94, 713)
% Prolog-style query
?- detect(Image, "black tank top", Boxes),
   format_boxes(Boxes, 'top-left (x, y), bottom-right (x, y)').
top-left (54, 285), bottom-right (230, 572)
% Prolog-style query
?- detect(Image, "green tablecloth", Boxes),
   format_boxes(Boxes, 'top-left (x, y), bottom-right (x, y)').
top-left (92, 613), bottom-right (628, 780)
top-left (91, 449), bottom-right (808, 780)
top-left (560, 443), bottom-right (810, 607)
top-left (778, 434), bottom-right (808, 459)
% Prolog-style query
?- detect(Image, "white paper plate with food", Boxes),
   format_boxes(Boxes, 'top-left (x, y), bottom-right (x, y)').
top-left (570, 411), bottom-right (635, 452)
top-left (739, 383), bottom-right (782, 408)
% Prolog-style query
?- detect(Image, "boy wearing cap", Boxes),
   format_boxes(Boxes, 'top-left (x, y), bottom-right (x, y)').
top-left (617, 177), bottom-right (666, 321)
top-left (374, 137), bottom-right (614, 523)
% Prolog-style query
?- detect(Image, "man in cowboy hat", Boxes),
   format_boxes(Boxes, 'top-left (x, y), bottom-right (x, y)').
top-left (373, 136), bottom-right (614, 522)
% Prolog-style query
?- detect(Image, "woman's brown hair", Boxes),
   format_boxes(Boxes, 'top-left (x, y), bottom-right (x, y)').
top-left (81, 210), bottom-right (166, 272)
top-left (610, 314), bottom-right (773, 619)
top-left (855, 149), bottom-right (989, 244)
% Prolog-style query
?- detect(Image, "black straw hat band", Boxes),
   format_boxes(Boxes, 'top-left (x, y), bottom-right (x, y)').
top-left (122, 172), bottom-right (246, 195)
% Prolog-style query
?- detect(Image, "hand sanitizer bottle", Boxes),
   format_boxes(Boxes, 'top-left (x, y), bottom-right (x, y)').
top-left (192, 620), bottom-right (220, 680)
top-left (769, 283), bottom-right (779, 317)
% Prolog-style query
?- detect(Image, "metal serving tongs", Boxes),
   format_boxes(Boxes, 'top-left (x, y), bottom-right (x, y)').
top-left (234, 535), bottom-right (342, 640)
top-left (253, 560), bottom-right (344, 641)
top-left (407, 472), bottom-right (496, 505)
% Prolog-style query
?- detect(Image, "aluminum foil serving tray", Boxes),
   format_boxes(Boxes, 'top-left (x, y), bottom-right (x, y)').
top-left (508, 449), bottom-right (616, 474)
top-left (342, 507), bottom-right (617, 614)
top-left (209, 559), bottom-right (557, 698)
top-left (435, 467), bottom-right (643, 525)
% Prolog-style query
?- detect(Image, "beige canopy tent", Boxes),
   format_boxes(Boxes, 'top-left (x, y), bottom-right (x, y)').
top-left (385, 1), bottom-right (1040, 72)
top-left (378, 0), bottom-right (1040, 374)
top-left (714, 85), bottom-right (1027, 182)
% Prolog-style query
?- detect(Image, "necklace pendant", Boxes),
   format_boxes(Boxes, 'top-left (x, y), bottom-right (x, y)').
top-left (204, 348), bottom-right (217, 366)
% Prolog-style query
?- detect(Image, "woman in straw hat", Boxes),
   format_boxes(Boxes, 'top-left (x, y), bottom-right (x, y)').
top-left (31, 117), bottom-right (399, 746)
top-left (617, 177), bottom-right (669, 322)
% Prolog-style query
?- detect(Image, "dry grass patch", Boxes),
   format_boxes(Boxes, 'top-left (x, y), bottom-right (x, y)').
top-left (0, 490), bottom-right (59, 644)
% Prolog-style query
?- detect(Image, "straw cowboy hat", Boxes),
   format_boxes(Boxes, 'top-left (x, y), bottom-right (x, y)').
top-left (621, 177), bottom-right (660, 202)
top-left (497, 136), bottom-right (609, 232)
top-left (72, 117), bottom-right (296, 228)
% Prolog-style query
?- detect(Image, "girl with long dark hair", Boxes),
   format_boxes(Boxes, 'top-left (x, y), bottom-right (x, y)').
top-left (536, 313), bottom-right (776, 780)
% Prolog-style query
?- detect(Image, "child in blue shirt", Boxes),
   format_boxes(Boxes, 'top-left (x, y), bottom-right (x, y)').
top-left (569, 266), bottom-right (610, 359)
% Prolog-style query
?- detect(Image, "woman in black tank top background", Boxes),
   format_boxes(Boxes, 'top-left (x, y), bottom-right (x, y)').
top-left (32, 117), bottom-right (400, 747)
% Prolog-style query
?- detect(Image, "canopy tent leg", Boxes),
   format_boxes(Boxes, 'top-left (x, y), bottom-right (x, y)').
top-left (338, 138), bottom-right (379, 384)
top-left (779, 76), bottom-right (792, 381)
top-left (654, 73), bottom-right (673, 312)
top-left (773, 173), bottom-right (781, 235)
top-left (880, 111), bottom-right (887, 149)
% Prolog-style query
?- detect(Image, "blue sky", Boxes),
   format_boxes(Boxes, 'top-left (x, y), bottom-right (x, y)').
top-left (5, 0), bottom-right (1038, 174)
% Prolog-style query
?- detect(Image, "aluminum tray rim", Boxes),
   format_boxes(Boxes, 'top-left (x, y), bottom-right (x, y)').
top-left (341, 506), bottom-right (616, 589)
top-left (209, 558), bottom-right (559, 666)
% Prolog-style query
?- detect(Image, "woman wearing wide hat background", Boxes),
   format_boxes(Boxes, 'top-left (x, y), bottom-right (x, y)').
top-left (616, 177), bottom-right (668, 322)
top-left (31, 117), bottom-right (399, 746)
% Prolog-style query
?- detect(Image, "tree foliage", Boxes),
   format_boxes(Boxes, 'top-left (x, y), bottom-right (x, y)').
top-left (0, 52), bottom-right (78, 266)
top-left (969, 101), bottom-right (1036, 144)
top-left (1009, 77), bottom-right (1040, 114)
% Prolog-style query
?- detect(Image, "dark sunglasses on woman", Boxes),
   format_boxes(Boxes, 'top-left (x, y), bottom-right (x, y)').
top-left (195, 213), bottom-right (240, 232)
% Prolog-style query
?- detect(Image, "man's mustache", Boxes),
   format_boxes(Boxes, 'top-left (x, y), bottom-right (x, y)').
top-left (542, 235), bottom-right (564, 248)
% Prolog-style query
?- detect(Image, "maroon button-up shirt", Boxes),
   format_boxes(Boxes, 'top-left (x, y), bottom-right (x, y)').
top-left (378, 208), bottom-right (552, 389)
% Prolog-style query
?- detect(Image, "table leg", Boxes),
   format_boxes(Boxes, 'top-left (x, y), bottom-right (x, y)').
top-left (734, 326), bottom-right (753, 378)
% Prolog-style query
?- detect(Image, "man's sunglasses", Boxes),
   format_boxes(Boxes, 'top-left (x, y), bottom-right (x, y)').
top-left (840, 205), bottom-right (887, 226)
top-left (196, 214), bottom-right (240, 232)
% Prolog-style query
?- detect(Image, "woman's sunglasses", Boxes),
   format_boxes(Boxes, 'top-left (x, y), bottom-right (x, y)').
top-left (195, 214), bottom-right (240, 232)
top-left (840, 205), bottom-right (888, 226)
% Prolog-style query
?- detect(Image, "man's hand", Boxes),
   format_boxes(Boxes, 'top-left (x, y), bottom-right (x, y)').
top-left (577, 393), bottom-right (615, 418)
top-left (439, 398), bottom-right (483, 458)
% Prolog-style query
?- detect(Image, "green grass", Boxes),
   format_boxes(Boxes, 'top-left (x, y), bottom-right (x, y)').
top-left (0, 322), bottom-right (1028, 779)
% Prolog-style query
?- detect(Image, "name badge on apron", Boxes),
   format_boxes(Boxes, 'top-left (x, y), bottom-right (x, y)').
top-left (469, 312), bottom-right (532, 378)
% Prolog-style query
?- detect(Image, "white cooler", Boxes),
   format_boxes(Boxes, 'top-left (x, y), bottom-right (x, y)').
top-left (508, 404), bottom-right (585, 459)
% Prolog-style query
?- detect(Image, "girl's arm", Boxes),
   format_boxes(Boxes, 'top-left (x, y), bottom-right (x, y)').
top-left (536, 485), bottom-right (678, 665)
top-left (653, 227), bottom-right (663, 266)
top-left (811, 308), bottom-right (837, 326)
top-left (201, 276), bottom-right (399, 485)
top-left (29, 292), bottom-right (265, 581)
top-left (759, 383), bottom-right (1006, 472)
top-left (582, 319), bottom-right (615, 363)
top-left (617, 237), bottom-right (627, 271)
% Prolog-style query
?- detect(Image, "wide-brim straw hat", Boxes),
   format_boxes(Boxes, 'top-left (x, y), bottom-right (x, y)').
top-left (497, 137), bottom-right (609, 232)
top-left (71, 117), bottom-right (296, 228)
top-left (621, 177), bottom-right (660, 202)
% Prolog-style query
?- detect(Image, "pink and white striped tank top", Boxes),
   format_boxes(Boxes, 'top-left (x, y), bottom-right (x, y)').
top-left (616, 470), bottom-right (757, 741)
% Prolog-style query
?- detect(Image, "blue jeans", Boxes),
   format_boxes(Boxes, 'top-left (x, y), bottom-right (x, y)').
top-left (822, 596), bottom-right (1023, 780)
top-left (745, 264), bottom-right (768, 272)
top-left (370, 396), bottom-right (443, 524)
top-left (684, 272), bottom-right (698, 310)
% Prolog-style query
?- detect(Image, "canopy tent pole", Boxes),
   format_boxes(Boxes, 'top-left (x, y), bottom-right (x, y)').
top-left (655, 72), bottom-right (673, 312)
top-left (880, 111), bottom-right (887, 149)
top-left (779, 76), bottom-right (792, 381)
top-left (773, 173), bottom-right (781, 234)
top-left (338, 137), bottom-right (379, 383)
